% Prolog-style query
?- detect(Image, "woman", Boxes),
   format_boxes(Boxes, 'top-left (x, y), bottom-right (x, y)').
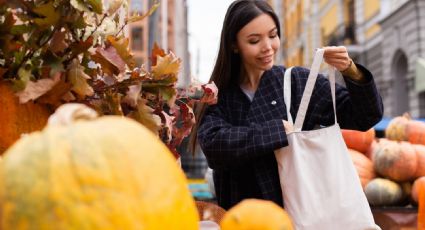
top-left (192, 0), bottom-right (383, 210)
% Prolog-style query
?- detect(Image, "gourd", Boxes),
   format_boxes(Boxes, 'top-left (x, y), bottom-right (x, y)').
top-left (0, 103), bottom-right (199, 230)
top-left (364, 178), bottom-right (403, 206)
top-left (348, 149), bottom-right (376, 189)
top-left (0, 82), bottom-right (50, 154)
top-left (220, 199), bottom-right (293, 230)
top-left (341, 128), bottom-right (375, 153)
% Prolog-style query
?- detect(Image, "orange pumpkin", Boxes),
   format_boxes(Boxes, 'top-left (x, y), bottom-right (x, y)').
top-left (411, 177), bottom-right (425, 203)
top-left (373, 140), bottom-right (417, 182)
top-left (0, 82), bottom-right (51, 154)
top-left (385, 114), bottom-right (410, 141)
top-left (348, 149), bottom-right (376, 189)
top-left (342, 128), bottom-right (375, 154)
top-left (414, 144), bottom-right (425, 178)
top-left (406, 120), bottom-right (425, 145)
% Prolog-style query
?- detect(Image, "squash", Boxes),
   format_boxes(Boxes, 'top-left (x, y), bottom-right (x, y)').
top-left (348, 149), bottom-right (376, 189)
top-left (407, 120), bottom-right (425, 145)
top-left (411, 177), bottom-right (425, 203)
top-left (220, 199), bottom-right (293, 230)
top-left (0, 104), bottom-right (199, 230)
top-left (0, 82), bottom-right (51, 154)
top-left (364, 178), bottom-right (403, 206)
top-left (341, 128), bottom-right (375, 154)
top-left (373, 140), bottom-right (417, 182)
top-left (385, 114), bottom-right (410, 141)
top-left (414, 144), bottom-right (425, 178)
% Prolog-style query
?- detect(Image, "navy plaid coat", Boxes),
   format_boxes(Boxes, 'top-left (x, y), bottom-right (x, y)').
top-left (197, 65), bottom-right (383, 210)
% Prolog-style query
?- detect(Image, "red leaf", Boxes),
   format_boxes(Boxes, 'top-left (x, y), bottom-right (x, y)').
top-left (91, 46), bottom-right (126, 76)
top-left (151, 42), bottom-right (166, 66)
top-left (200, 82), bottom-right (218, 104)
top-left (49, 30), bottom-right (68, 54)
top-left (16, 73), bottom-right (61, 103)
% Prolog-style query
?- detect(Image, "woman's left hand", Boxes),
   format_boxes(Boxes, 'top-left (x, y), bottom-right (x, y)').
top-left (323, 46), bottom-right (352, 72)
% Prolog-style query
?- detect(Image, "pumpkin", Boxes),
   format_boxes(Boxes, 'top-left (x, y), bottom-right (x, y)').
top-left (365, 139), bottom-right (378, 160)
top-left (348, 149), bottom-right (376, 189)
top-left (414, 144), bottom-right (425, 178)
top-left (364, 178), bottom-right (403, 206)
top-left (385, 114), bottom-right (410, 141)
top-left (0, 82), bottom-right (51, 154)
top-left (407, 120), bottom-right (425, 145)
top-left (0, 104), bottom-right (199, 230)
top-left (418, 177), bottom-right (425, 229)
top-left (373, 140), bottom-right (417, 182)
top-left (220, 199), bottom-right (293, 230)
top-left (411, 177), bottom-right (425, 203)
top-left (342, 128), bottom-right (375, 154)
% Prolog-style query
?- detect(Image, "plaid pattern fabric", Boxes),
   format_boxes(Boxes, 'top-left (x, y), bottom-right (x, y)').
top-left (197, 65), bottom-right (383, 210)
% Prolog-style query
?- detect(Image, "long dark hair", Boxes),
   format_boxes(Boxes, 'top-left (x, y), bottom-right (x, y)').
top-left (189, 0), bottom-right (281, 153)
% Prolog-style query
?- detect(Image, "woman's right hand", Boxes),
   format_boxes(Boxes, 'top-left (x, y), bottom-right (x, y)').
top-left (283, 120), bottom-right (294, 134)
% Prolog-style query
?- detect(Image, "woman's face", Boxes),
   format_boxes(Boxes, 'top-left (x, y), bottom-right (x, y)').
top-left (235, 13), bottom-right (280, 74)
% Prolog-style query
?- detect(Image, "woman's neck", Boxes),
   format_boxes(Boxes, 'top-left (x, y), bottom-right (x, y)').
top-left (239, 67), bottom-right (264, 92)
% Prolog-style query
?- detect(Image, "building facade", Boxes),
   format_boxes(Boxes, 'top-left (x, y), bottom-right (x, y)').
top-left (281, 0), bottom-right (425, 117)
top-left (129, 0), bottom-right (191, 88)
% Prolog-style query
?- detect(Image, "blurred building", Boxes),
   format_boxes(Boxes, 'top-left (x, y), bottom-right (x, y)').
top-left (128, 0), bottom-right (191, 88)
top-left (281, 0), bottom-right (425, 117)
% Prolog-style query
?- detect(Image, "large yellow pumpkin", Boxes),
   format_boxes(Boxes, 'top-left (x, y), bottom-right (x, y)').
top-left (220, 199), bottom-right (293, 230)
top-left (0, 104), bottom-right (199, 230)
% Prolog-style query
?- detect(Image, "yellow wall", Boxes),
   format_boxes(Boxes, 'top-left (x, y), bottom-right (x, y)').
top-left (364, 0), bottom-right (380, 20)
top-left (320, 4), bottom-right (338, 37)
top-left (320, 0), bottom-right (329, 10)
top-left (365, 24), bottom-right (381, 39)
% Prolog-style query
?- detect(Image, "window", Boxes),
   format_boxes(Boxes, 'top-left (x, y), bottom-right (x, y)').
top-left (131, 27), bottom-right (144, 51)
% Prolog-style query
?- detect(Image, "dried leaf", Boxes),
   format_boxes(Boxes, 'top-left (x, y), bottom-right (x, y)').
top-left (37, 75), bottom-right (73, 106)
top-left (151, 42), bottom-right (166, 66)
top-left (67, 59), bottom-right (94, 98)
top-left (126, 2), bottom-right (159, 24)
top-left (107, 0), bottom-right (123, 15)
top-left (69, 36), bottom-right (94, 58)
top-left (128, 99), bottom-right (161, 135)
top-left (33, 2), bottom-right (60, 27)
top-left (107, 35), bottom-right (135, 69)
top-left (0, 67), bottom-right (6, 79)
top-left (151, 51), bottom-right (181, 80)
top-left (200, 82), bottom-right (218, 105)
top-left (70, 0), bottom-right (103, 14)
top-left (122, 84), bottom-right (142, 107)
top-left (105, 92), bottom-right (123, 115)
top-left (49, 30), bottom-right (68, 54)
top-left (161, 111), bottom-right (175, 143)
top-left (16, 73), bottom-right (61, 103)
top-left (91, 46), bottom-right (126, 76)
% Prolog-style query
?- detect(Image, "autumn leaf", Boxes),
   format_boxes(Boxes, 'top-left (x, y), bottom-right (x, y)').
top-left (69, 36), bottom-right (94, 58)
top-left (70, 0), bottom-right (103, 14)
top-left (91, 46), bottom-right (126, 76)
top-left (105, 92), bottom-right (123, 115)
top-left (151, 42), bottom-right (166, 66)
top-left (122, 84), bottom-right (142, 107)
top-left (126, 2), bottom-right (159, 24)
top-left (151, 51), bottom-right (181, 80)
top-left (107, 35), bottom-right (135, 69)
top-left (49, 30), bottom-right (68, 54)
top-left (200, 82), bottom-right (218, 104)
top-left (12, 67), bottom-right (32, 91)
top-left (128, 99), bottom-right (161, 135)
top-left (107, 0), bottom-right (123, 15)
top-left (16, 73), bottom-right (61, 103)
top-left (33, 2), bottom-right (60, 27)
top-left (37, 75), bottom-right (73, 106)
top-left (160, 111), bottom-right (175, 143)
top-left (67, 59), bottom-right (94, 98)
top-left (0, 67), bottom-right (6, 79)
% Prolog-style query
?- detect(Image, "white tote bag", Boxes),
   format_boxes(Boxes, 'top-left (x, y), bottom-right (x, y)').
top-left (274, 49), bottom-right (379, 230)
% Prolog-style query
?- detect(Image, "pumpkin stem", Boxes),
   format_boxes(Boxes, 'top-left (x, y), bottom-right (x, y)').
top-left (48, 103), bottom-right (98, 126)
top-left (402, 112), bottom-right (412, 120)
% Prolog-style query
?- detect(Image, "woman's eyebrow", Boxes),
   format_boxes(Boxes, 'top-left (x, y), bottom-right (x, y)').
top-left (247, 27), bottom-right (277, 37)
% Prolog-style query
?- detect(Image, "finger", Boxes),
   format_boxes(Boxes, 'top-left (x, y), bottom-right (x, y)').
top-left (323, 46), bottom-right (347, 53)
top-left (323, 53), bottom-right (349, 59)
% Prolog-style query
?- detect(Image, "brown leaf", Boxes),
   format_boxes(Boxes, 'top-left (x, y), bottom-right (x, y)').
top-left (151, 51), bottom-right (181, 80)
top-left (16, 73), bottom-right (61, 103)
top-left (200, 82), bottom-right (218, 105)
top-left (67, 59), bottom-right (94, 99)
top-left (151, 42), bottom-right (166, 66)
top-left (126, 2), bottom-right (159, 24)
top-left (37, 74), bottom-right (73, 106)
top-left (107, 35), bottom-right (136, 69)
top-left (161, 111), bottom-right (175, 143)
top-left (49, 30), bottom-right (68, 54)
top-left (122, 84), bottom-right (142, 107)
top-left (69, 36), bottom-right (94, 58)
top-left (128, 99), bottom-right (161, 135)
top-left (33, 2), bottom-right (60, 27)
top-left (91, 46), bottom-right (126, 76)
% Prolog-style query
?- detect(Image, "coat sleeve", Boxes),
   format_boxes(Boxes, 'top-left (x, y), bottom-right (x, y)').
top-left (197, 103), bottom-right (288, 170)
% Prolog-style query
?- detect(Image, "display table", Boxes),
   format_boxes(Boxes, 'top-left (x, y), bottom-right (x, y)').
top-left (372, 206), bottom-right (417, 230)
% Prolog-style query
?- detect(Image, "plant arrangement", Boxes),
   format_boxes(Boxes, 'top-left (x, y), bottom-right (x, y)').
top-left (0, 0), bottom-right (217, 157)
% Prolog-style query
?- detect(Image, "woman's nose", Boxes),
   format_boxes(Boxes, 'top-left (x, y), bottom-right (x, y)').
top-left (261, 39), bottom-right (272, 52)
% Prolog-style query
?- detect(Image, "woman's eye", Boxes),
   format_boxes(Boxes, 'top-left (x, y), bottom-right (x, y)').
top-left (249, 40), bottom-right (259, 44)
top-left (270, 34), bottom-right (277, 38)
